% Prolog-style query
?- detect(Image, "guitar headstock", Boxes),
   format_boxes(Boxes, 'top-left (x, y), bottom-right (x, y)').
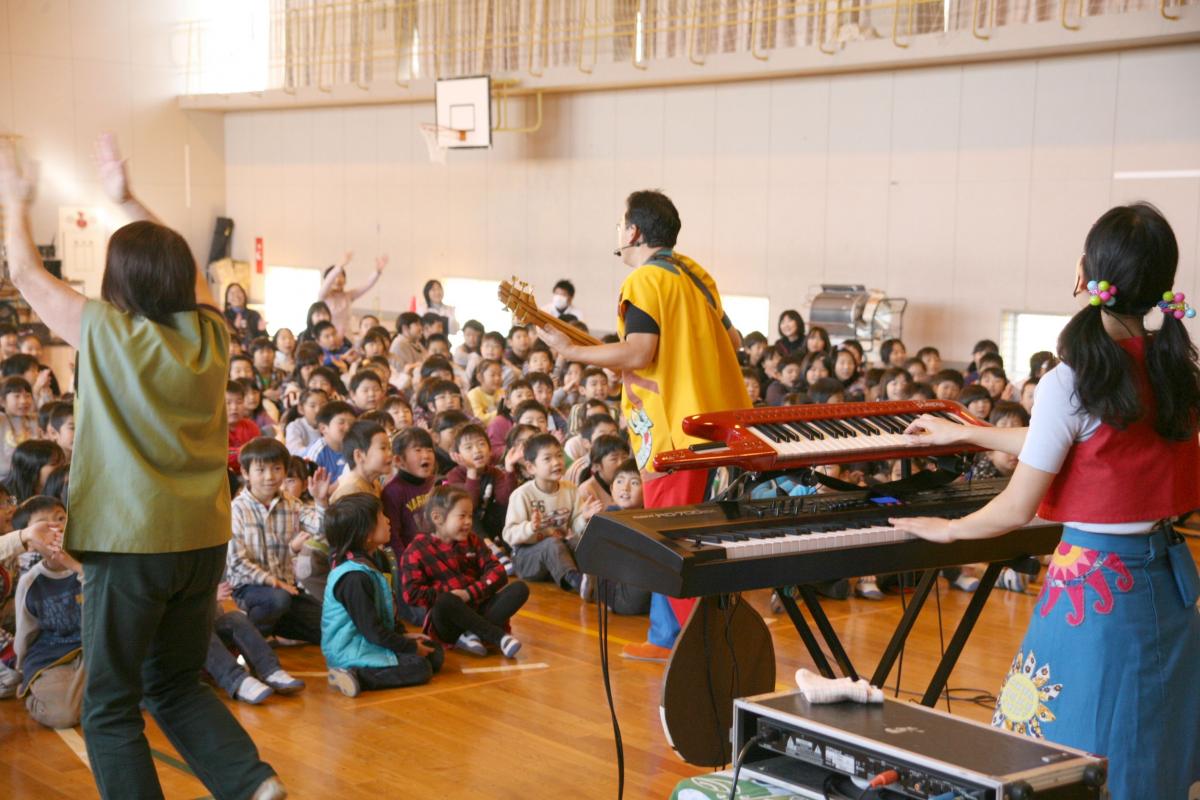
top-left (498, 277), bottom-right (539, 324)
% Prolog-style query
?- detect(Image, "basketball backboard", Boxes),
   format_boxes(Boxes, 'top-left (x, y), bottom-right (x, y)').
top-left (435, 76), bottom-right (491, 149)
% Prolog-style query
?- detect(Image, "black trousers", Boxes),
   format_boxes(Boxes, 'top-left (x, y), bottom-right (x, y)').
top-left (429, 581), bottom-right (529, 644)
top-left (355, 642), bottom-right (445, 690)
top-left (80, 544), bottom-right (275, 800)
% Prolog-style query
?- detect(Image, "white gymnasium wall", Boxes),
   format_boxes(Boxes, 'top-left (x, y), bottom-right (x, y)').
top-left (223, 43), bottom-right (1200, 362)
top-left (0, 0), bottom-right (225, 273)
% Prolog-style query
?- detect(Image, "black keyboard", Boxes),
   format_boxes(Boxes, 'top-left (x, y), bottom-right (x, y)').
top-left (575, 479), bottom-right (1062, 597)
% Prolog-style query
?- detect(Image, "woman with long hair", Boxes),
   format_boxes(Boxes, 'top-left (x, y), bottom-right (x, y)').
top-left (897, 204), bottom-right (1200, 798)
top-left (0, 135), bottom-right (282, 799)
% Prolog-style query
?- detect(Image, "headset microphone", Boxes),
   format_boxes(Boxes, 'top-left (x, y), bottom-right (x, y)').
top-left (612, 241), bottom-right (639, 257)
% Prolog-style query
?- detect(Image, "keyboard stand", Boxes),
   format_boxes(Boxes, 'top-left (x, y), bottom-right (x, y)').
top-left (776, 560), bottom-right (1012, 707)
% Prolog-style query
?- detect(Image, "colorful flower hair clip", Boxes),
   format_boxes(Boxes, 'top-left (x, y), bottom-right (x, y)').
top-left (1158, 291), bottom-right (1196, 320)
top-left (1086, 280), bottom-right (1118, 308)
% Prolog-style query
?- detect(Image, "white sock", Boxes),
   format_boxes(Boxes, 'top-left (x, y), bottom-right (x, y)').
top-left (795, 668), bottom-right (883, 704)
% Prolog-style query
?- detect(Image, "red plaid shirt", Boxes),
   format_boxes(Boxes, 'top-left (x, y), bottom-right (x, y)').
top-left (401, 531), bottom-right (507, 610)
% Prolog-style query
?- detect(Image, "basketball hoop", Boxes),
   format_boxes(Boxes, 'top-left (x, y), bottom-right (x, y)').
top-left (418, 122), bottom-right (468, 165)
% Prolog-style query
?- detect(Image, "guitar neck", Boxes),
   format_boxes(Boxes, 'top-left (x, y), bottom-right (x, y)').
top-left (532, 310), bottom-right (602, 348)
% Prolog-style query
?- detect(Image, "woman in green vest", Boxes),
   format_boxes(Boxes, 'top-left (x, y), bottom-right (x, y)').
top-left (0, 136), bottom-right (284, 800)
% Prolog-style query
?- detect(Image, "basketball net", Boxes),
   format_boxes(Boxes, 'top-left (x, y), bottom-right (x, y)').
top-left (418, 123), bottom-right (468, 166)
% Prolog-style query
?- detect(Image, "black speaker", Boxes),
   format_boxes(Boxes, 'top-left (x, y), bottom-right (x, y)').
top-left (208, 217), bottom-right (233, 265)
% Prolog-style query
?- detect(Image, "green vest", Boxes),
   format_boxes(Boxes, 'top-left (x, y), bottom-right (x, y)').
top-left (321, 559), bottom-right (399, 670)
top-left (67, 301), bottom-right (231, 553)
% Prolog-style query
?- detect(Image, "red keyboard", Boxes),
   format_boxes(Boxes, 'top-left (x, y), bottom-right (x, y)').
top-left (653, 400), bottom-right (988, 473)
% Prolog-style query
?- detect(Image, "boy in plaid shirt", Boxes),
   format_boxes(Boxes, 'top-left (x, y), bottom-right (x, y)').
top-left (228, 438), bottom-right (332, 644)
top-left (401, 486), bottom-right (527, 658)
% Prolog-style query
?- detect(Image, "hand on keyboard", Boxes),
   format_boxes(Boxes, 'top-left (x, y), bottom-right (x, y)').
top-left (903, 414), bottom-right (970, 447)
top-left (889, 515), bottom-right (954, 543)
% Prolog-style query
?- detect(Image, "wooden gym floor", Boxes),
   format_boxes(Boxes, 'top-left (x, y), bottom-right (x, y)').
top-left (10, 540), bottom-right (1195, 798)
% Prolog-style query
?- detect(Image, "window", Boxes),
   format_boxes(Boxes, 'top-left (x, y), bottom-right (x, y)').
top-left (443, 277), bottom-right (512, 340)
top-left (264, 265), bottom-right (322, 334)
top-left (1001, 311), bottom-right (1071, 380)
top-left (723, 295), bottom-right (770, 339)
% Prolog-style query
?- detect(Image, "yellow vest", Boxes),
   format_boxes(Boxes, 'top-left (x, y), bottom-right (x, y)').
top-left (617, 250), bottom-right (750, 472)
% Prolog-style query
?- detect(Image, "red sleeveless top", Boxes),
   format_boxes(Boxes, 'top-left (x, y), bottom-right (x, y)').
top-left (1037, 336), bottom-right (1200, 523)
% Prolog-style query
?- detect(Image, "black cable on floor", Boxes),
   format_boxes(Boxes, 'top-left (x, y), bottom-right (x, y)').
top-left (597, 579), bottom-right (624, 800)
top-left (726, 734), bottom-right (761, 800)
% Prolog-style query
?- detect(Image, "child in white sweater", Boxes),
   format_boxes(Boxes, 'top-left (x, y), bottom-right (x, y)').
top-left (502, 434), bottom-right (600, 594)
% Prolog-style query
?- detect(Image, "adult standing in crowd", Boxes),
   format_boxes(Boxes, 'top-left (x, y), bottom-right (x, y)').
top-left (541, 279), bottom-right (585, 324)
top-left (418, 279), bottom-right (459, 335)
top-left (319, 251), bottom-right (388, 343)
top-left (0, 135), bottom-right (283, 799)
top-left (224, 282), bottom-right (266, 346)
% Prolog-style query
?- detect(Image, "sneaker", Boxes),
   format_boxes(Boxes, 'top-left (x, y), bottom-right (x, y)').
top-left (855, 577), bottom-right (884, 600)
top-left (620, 641), bottom-right (672, 662)
top-left (563, 571), bottom-right (583, 593)
top-left (251, 776), bottom-right (288, 800)
top-left (235, 676), bottom-right (274, 705)
top-left (997, 567), bottom-right (1028, 594)
top-left (951, 573), bottom-right (980, 593)
top-left (769, 591), bottom-right (785, 614)
top-left (327, 668), bottom-right (360, 698)
top-left (455, 632), bottom-right (488, 656)
top-left (263, 669), bottom-right (306, 695)
top-left (498, 554), bottom-right (515, 576)
top-left (500, 634), bottom-right (522, 658)
top-left (0, 662), bottom-right (19, 699)
top-left (579, 573), bottom-right (595, 602)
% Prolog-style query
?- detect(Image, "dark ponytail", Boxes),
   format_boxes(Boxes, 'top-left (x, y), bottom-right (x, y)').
top-left (1058, 203), bottom-right (1200, 440)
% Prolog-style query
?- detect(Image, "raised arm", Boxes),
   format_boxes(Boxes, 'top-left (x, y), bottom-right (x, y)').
top-left (318, 251), bottom-right (353, 300)
top-left (95, 134), bottom-right (215, 309)
top-left (96, 133), bottom-right (160, 225)
top-left (0, 138), bottom-right (87, 348)
top-left (348, 254), bottom-right (387, 301)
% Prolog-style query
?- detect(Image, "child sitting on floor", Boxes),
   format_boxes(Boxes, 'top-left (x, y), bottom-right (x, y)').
top-left (13, 496), bottom-right (82, 729)
top-left (227, 381), bottom-right (261, 474)
top-left (228, 438), bottom-right (331, 645)
top-left (322, 494), bottom-right (444, 698)
top-left (286, 388), bottom-right (328, 456)
top-left (302, 400), bottom-right (357, 482)
top-left (43, 402), bottom-right (74, 462)
top-left (576, 434), bottom-right (632, 511)
top-left (585, 459), bottom-right (652, 615)
top-left (381, 427), bottom-right (437, 558)
top-left (443, 424), bottom-right (516, 569)
top-left (206, 579), bottom-right (305, 705)
top-left (564, 414), bottom-right (621, 486)
top-left (402, 486), bottom-right (527, 658)
top-left (502, 434), bottom-right (599, 594)
top-left (331, 420), bottom-right (390, 502)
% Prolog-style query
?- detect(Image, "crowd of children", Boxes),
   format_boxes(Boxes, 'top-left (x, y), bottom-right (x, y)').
top-left (0, 290), bottom-right (1056, 726)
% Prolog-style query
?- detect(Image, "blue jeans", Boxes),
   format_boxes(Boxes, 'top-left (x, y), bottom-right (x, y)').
top-left (205, 609), bottom-right (283, 697)
top-left (233, 584), bottom-right (322, 644)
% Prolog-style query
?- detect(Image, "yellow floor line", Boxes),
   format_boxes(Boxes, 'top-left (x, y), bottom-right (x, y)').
top-left (55, 727), bottom-right (90, 769)
top-left (460, 662), bottom-right (550, 674)
top-left (516, 609), bottom-right (636, 647)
